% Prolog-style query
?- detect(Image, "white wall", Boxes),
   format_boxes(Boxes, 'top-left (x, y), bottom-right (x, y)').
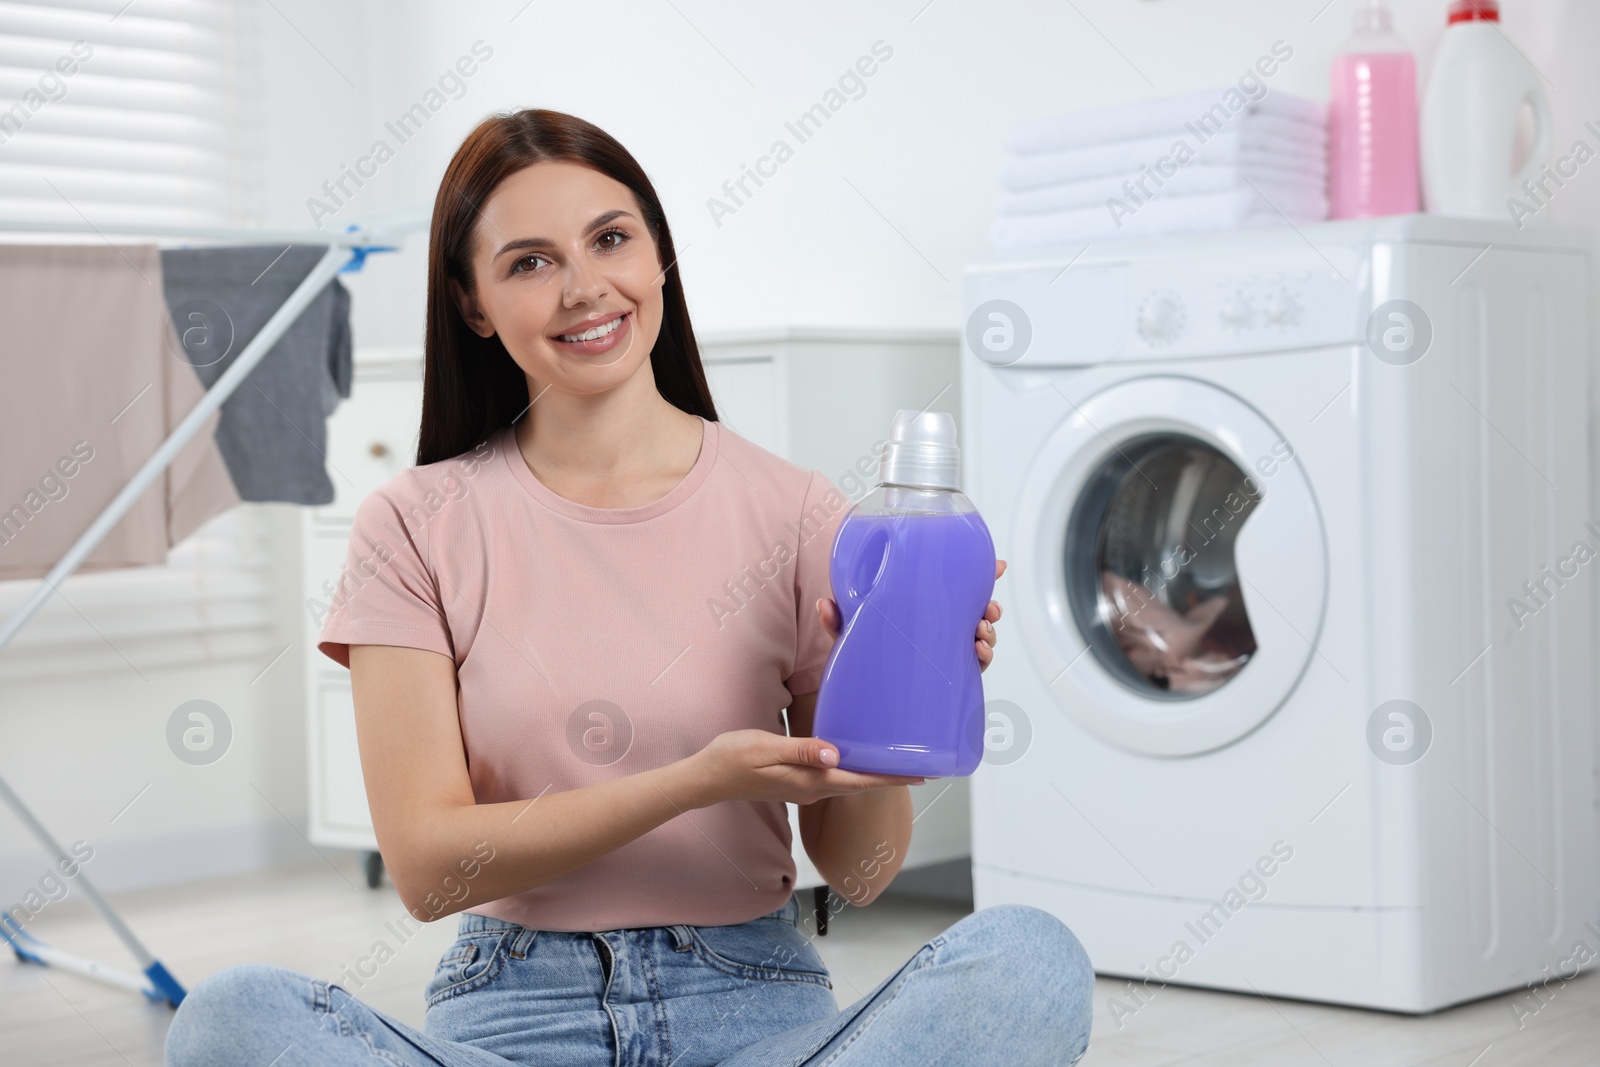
top-left (0, 503), bottom-right (318, 908)
top-left (250, 0), bottom-right (1599, 346)
top-left (4, 0), bottom-right (1594, 907)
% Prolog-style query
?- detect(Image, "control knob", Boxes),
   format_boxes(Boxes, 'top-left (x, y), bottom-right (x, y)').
top-left (1135, 291), bottom-right (1185, 345)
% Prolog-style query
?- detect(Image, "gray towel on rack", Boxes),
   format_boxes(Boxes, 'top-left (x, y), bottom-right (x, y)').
top-left (158, 245), bottom-right (354, 505)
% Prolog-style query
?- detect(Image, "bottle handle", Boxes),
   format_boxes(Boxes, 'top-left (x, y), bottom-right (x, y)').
top-left (1510, 83), bottom-right (1553, 200)
top-left (839, 526), bottom-right (891, 619)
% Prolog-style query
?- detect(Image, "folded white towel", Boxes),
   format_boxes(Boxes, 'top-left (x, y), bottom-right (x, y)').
top-left (1006, 86), bottom-right (1328, 156)
top-left (996, 165), bottom-right (1325, 216)
top-left (999, 128), bottom-right (1324, 192)
top-left (988, 187), bottom-right (1329, 251)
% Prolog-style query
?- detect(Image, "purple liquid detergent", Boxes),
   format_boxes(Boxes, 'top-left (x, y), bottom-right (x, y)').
top-left (812, 411), bottom-right (996, 777)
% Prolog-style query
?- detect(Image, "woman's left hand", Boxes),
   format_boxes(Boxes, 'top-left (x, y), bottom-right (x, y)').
top-left (815, 558), bottom-right (1007, 674)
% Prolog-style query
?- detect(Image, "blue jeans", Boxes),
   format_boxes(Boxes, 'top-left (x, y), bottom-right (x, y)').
top-left (165, 893), bottom-right (1093, 1066)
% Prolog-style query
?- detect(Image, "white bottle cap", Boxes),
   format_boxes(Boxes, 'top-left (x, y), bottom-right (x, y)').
top-left (1354, 0), bottom-right (1393, 32)
top-left (879, 409), bottom-right (961, 490)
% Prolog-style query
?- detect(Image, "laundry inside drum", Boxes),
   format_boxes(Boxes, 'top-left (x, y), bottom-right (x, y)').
top-left (1065, 433), bottom-right (1260, 699)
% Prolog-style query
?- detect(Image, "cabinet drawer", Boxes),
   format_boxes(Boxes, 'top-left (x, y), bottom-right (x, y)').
top-left (703, 356), bottom-right (787, 459)
top-left (312, 679), bottom-right (374, 834)
top-left (315, 378), bottom-right (424, 521)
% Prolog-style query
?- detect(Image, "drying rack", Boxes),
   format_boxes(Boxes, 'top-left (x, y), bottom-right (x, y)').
top-left (0, 212), bottom-right (428, 1007)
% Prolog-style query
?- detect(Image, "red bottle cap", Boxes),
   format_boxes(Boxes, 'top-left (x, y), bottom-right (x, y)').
top-left (1448, 0), bottom-right (1499, 23)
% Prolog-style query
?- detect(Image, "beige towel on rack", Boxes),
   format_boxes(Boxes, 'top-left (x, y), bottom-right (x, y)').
top-left (0, 244), bottom-right (240, 580)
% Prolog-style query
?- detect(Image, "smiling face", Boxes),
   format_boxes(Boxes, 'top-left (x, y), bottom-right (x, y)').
top-left (451, 160), bottom-right (666, 398)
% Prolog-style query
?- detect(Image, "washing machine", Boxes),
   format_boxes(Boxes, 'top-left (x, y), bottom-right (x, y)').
top-left (963, 214), bottom-right (1598, 1013)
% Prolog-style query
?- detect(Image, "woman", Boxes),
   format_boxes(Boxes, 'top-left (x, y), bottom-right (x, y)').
top-left (165, 108), bottom-right (1094, 1067)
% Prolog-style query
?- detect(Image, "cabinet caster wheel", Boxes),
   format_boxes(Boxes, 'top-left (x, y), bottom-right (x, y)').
top-left (364, 851), bottom-right (384, 889)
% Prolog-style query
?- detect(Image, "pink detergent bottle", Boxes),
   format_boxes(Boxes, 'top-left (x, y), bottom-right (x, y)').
top-left (811, 410), bottom-right (996, 777)
top-left (1328, 0), bottom-right (1419, 218)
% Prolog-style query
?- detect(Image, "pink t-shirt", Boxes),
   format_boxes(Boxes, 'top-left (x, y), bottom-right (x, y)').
top-left (316, 416), bottom-right (849, 932)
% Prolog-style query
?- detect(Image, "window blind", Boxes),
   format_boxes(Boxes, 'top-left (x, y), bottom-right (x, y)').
top-left (0, 0), bottom-right (257, 227)
top-left (0, 0), bottom-right (275, 677)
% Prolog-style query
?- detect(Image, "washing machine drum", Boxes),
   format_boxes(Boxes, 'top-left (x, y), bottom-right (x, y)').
top-left (1068, 435), bottom-right (1261, 699)
top-left (1014, 378), bottom-right (1328, 756)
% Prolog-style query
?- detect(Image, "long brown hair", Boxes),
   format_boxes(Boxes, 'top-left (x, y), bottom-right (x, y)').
top-left (416, 108), bottom-right (718, 466)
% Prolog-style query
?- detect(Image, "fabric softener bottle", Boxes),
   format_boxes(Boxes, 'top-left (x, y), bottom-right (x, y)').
top-left (812, 410), bottom-right (996, 777)
top-left (1328, 0), bottom-right (1419, 218)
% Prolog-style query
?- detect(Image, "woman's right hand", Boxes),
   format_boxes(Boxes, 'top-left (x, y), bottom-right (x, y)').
top-left (689, 729), bottom-right (927, 807)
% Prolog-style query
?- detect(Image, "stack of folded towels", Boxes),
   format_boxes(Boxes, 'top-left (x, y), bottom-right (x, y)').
top-left (989, 87), bottom-right (1329, 251)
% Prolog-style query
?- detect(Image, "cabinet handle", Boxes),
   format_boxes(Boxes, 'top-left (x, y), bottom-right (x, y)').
top-left (369, 442), bottom-right (389, 458)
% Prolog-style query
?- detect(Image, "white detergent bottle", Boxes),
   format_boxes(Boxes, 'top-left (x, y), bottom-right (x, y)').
top-left (1420, 0), bottom-right (1552, 220)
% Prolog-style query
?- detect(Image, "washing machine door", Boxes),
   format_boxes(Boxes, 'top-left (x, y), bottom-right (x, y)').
top-left (1013, 376), bottom-right (1327, 756)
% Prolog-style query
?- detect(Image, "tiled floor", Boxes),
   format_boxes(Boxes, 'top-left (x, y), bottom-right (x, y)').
top-left (1, 858), bottom-right (1594, 1065)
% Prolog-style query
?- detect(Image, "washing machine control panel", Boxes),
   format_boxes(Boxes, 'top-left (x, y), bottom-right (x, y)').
top-left (1124, 256), bottom-right (1357, 357)
top-left (963, 240), bottom-right (1364, 368)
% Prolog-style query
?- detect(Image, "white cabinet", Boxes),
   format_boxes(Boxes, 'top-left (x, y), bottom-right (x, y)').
top-left (303, 329), bottom-right (967, 893)
top-left (303, 351), bottom-right (425, 852)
